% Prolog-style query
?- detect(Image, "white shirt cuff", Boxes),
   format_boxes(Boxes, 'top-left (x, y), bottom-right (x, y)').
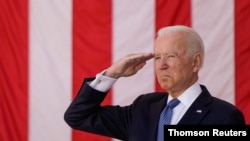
top-left (89, 70), bottom-right (117, 92)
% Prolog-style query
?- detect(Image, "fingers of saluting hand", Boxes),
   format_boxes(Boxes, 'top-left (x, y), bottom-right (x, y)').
top-left (126, 52), bottom-right (155, 64)
top-left (116, 52), bottom-right (154, 77)
top-left (104, 53), bottom-right (154, 78)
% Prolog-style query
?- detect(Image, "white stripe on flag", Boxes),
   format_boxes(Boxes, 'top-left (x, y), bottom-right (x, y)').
top-left (29, 0), bottom-right (72, 141)
top-left (192, 0), bottom-right (235, 104)
top-left (112, 0), bottom-right (155, 107)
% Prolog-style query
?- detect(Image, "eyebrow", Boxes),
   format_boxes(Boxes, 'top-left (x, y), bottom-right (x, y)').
top-left (154, 52), bottom-right (179, 56)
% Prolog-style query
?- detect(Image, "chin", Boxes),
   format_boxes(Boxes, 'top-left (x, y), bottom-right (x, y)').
top-left (159, 84), bottom-right (168, 90)
top-left (159, 82), bottom-right (172, 90)
top-left (159, 79), bottom-right (169, 85)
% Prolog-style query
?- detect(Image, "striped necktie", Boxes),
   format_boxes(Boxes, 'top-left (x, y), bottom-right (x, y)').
top-left (157, 98), bottom-right (180, 141)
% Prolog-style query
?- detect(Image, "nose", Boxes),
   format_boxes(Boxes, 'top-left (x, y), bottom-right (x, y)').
top-left (156, 58), bottom-right (168, 69)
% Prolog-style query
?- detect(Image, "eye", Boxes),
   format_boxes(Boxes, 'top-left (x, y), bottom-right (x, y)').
top-left (154, 56), bottom-right (161, 60)
top-left (166, 54), bottom-right (176, 58)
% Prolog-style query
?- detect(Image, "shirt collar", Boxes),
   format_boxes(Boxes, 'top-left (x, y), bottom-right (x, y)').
top-left (168, 81), bottom-right (202, 107)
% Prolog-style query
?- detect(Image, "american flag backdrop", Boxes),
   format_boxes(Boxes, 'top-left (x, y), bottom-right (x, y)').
top-left (1, 0), bottom-right (250, 141)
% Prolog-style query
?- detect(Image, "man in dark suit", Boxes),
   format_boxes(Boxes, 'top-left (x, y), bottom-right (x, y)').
top-left (64, 25), bottom-right (245, 141)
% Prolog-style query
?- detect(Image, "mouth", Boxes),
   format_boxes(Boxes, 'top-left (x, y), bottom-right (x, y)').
top-left (160, 74), bottom-right (170, 78)
top-left (159, 75), bottom-right (170, 81)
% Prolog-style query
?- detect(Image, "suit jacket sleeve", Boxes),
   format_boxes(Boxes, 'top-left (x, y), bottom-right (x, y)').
top-left (64, 78), bottom-right (131, 140)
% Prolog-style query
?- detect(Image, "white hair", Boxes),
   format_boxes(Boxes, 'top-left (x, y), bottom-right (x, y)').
top-left (157, 25), bottom-right (205, 67)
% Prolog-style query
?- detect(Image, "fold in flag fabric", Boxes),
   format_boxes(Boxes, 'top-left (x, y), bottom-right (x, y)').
top-left (1, 0), bottom-right (249, 141)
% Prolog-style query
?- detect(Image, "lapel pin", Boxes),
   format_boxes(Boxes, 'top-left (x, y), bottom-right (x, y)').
top-left (196, 110), bottom-right (202, 113)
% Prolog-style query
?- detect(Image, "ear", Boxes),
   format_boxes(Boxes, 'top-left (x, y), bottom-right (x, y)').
top-left (192, 53), bottom-right (201, 73)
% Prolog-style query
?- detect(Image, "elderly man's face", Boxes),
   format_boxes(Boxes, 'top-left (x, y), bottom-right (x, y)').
top-left (154, 33), bottom-right (198, 96)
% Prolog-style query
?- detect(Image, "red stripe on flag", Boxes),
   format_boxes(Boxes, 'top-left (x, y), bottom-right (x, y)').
top-left (0, 0), bottom-right (28, 141)
top-left (155, 0), bottom-right (191, 92)
top-left (234, 0), bottom-right (250, 124)
top-left (73, 0), bottom-right (112, 140)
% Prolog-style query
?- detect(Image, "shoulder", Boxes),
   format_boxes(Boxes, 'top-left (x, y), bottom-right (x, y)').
top-left (210, 96), bottom-right (241, 113)
top-left (128, 92), bottom-right (168, 110)
top-left (133, 92), bottom-right (167, 103)
top-left (200, 85), bottom-right (243, 115)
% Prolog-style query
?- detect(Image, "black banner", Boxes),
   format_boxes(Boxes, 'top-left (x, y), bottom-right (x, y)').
top-left (164, 125), bottom-right (250, 140)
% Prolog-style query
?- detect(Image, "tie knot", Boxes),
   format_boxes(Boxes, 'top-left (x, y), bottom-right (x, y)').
top-left (168, 98), bottom-right (180, 109)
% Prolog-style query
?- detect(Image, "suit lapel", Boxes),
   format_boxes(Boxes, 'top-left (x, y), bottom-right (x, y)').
top-left (178, 85), bottom-right (212, 124)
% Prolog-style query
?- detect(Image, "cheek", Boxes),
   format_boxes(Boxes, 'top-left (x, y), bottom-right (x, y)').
top-left (176, 66), bottom-right (193, 81)
top-left (154, 62), bottom-right (162, 73)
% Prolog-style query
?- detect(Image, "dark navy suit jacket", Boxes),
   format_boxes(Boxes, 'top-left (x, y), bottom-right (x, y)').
top-left (64, 78), bottom-right (245, 141)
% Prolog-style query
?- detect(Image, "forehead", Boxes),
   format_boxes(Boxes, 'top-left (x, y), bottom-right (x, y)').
top-left (154, 34), bottom-right (188, 54)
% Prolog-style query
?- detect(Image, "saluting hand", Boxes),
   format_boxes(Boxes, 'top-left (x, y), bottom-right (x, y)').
top-left (104, 53), bottom-right (154, 79)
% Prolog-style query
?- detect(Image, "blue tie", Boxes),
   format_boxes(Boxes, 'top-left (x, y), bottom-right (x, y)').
top-left (157, 98), bottom-right (180, 141)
